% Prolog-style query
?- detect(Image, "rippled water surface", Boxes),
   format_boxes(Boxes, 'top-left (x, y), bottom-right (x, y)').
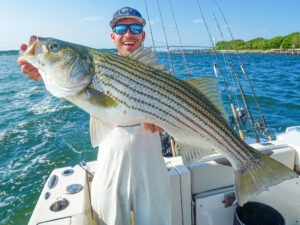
top-left (0, 52), bottom-right (299, 224)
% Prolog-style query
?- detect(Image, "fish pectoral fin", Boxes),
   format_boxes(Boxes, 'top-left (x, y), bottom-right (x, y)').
top-left (184, 77), bottom-right (228, 121)
top-left (90, 116), bottom-right (114, 147)
top-left (85, 87), bottom-right (117, 108)
top-left (128, 47), bottom-right (165, 69)
top-left (178, 142), bottom-right (218, 167)
top-left (235, 152), bottom-right (298, 206)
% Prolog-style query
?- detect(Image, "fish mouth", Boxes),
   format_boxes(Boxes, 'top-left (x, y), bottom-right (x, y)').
top-left (23, 35), bottom-right (42, 58)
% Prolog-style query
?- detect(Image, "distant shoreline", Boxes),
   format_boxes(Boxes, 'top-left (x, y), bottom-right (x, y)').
top-left (161, 48), bottom-right (300, 55)
top-left (0, 50), bottom-right (19, 56)
top-left (2, 48), bottom-right (299, 56)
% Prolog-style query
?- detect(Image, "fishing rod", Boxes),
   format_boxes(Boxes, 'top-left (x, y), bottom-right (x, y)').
top-left (157, 1), bottom-right (175, 75)
top-left (143, 0), bottom-right (157, 53)
top-left (194, 0), bottom-right (245, 141)
top-left (168, 0), bottom-right (191, 78)
top-left (52, 141), bottom-right (94, 178)
top-left (46, 105), bottom-right (94, 177)
top-left (211, 0), bottom-right (272, 141)
top-left (211, 13), bottom-right (260, 143)
top-left (157, 1), bottom-right (177, 156)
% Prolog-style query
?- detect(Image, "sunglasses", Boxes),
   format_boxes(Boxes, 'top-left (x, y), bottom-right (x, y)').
top-left (113, 24), bottom-right (143, 35)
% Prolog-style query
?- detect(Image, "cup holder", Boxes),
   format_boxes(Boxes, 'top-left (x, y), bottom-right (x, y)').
top-left (50, 198), bottom-right (69, 212)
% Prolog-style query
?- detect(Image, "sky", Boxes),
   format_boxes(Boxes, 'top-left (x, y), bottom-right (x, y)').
top-left (1, 0), bottom-right (299, 50)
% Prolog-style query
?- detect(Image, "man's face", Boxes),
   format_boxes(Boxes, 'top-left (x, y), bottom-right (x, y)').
top-left (111, 18), bottom-right (145, 56)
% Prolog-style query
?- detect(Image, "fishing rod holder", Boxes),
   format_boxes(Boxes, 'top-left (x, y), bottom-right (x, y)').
top-left (236, 107), bottom-right (247, 125)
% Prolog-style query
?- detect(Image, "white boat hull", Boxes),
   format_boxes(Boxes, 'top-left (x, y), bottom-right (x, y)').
top-left (28, 126), bottom-right (300, 225)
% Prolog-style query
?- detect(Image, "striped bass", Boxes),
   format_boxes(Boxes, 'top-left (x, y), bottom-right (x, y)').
top-left (20, 35), bottom-right (298, 206)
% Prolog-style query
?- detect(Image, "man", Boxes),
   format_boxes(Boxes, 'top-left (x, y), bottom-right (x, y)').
top-left (18, 6), bottom-right (171, 225)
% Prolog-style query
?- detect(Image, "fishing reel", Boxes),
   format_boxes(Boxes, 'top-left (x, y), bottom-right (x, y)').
top-left (236, 107), bottom-right (247, 125)
top-left (256, 121), bottom-right (266, 134)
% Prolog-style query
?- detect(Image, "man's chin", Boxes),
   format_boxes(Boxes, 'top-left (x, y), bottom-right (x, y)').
top-left (122, 44), bottom-right (137, 53)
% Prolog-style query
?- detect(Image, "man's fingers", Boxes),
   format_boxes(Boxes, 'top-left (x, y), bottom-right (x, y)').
top-left (26, 73), bottom-right (42, 81)
top-left (155, 126), bottom-right (162, 133)
top-left (17, 57), bottom-right (27, 66)
top-left (22, 64), bottom-right (35, 74)
top-left (143, 123), bottom-right (162, 133)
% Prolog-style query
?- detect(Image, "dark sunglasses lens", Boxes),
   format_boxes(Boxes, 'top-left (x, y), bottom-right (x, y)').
top-left (114, 25), bottom-right (127, 34)
top-left (130, 24), bottom-right (143, 34)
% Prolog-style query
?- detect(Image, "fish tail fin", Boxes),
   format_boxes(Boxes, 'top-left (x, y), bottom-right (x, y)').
top-left (235, 153), bottom-right (298, 206)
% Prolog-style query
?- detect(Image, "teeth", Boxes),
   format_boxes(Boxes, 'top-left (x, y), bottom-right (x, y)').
top-left (124, 42), bottom-right (134, 45)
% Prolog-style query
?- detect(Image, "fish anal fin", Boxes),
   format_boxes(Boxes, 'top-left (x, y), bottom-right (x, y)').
top-left (178, 142), bottom-right (218, 167)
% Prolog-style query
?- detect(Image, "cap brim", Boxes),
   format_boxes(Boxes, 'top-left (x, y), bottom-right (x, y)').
top-left (110, 15), bottom-right (146, 28)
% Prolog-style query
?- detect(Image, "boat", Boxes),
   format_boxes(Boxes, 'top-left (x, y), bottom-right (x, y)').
top-left (27, 126), bottom-right (300, 225)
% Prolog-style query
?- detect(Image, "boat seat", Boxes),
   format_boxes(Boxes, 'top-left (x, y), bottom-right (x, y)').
top-left (189, 144), bottom-right (295, 195)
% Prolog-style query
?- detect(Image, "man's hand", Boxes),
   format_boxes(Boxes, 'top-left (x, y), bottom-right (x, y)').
top-left (143, 123), bottom-right (162, 133)
top-left (17, 44), bottom-right (42, 81)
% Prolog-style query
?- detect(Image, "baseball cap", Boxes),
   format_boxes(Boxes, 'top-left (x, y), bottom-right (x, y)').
top-left (109, 7), bottom-right (146, 28)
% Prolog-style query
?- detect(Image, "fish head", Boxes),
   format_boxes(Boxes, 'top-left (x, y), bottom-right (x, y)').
top-left (21, 35), bottom-right (94, 98)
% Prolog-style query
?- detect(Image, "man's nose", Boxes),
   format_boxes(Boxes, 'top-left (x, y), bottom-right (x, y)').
top-left (124, 28), bottom-right (133, 36)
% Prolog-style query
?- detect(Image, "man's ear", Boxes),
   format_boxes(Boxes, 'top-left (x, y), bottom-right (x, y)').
top-left (111, 33), bottom-right (116, 43)
top-left (142, 31), bottom-right (145, 42)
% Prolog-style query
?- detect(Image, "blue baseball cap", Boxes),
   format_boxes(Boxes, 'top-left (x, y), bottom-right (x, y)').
top-left (109, 7), bottom-right (146, 28)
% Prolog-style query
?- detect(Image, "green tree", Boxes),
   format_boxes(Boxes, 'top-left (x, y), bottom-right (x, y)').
top-left (230, 39), bottom-right (245, 49)
top-left (247, 37), bottom-right (268, 50)
top-left (267, 36), bottom-right (284, 49)
top-left (216, 41), bottom-right (230, 50)
top-left (281, 32), bottom-right (300, 48)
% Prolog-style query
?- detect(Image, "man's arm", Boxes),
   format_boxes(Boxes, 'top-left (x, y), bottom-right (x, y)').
top-left (17, 44), bottom-right (42, 81)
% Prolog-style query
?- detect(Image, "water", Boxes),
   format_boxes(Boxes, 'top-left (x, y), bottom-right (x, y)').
top-left (0, 52), bottom-right (299, 224)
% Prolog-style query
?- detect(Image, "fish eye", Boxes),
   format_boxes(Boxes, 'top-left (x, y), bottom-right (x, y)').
top-left (48, 42), bottom-right (59, 51)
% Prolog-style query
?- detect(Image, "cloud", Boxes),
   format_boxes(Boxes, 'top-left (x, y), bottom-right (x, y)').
top-left (223, 24), bottom-right (231, 29)
top-left (79, 16), bottom-right (104, 22)
top-left (148, 18), bottom-right (159, 25)
top-left (193, 19), bottom-right (203, 23)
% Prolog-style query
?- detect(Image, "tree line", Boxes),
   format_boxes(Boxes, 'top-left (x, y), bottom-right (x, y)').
top-left (216, 32), bottom-right (300, 50)
top-left (0, 50), bottom-right (19, 56)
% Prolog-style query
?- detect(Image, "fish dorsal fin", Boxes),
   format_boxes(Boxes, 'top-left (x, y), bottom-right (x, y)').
top-left (90, 116), bottom-right (114, 147)
top-left (185, 77), bottom-right (228, 120)
top-left (128, 47), bottom-right (165, 69)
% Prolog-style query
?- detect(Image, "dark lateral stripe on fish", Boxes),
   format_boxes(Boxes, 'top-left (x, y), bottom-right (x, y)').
top-left (97, 64), bottom-right (219, 133)
top-left (97, 66), bottom-right (248, 162)
top-left (110, 94), bottom-right (182, 130)
top-left (103, 54), bottom-right (234, 130)
top-left (99, 56), bottom-right (250, 161)
top-left (103, 53), bottom-right (212, 110)
top-left (97, 65), bottom-right (206, 129)
top-left (101, 78), bottom-right (200, 134)
top-left (101, 57), bottom-right (225, 126)
top-left (97, 53), bottom-right (250, 161)
top-left (97, 58), bottom-right (250, 161)
top-left (105, 52), bottom-right (222, 114)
